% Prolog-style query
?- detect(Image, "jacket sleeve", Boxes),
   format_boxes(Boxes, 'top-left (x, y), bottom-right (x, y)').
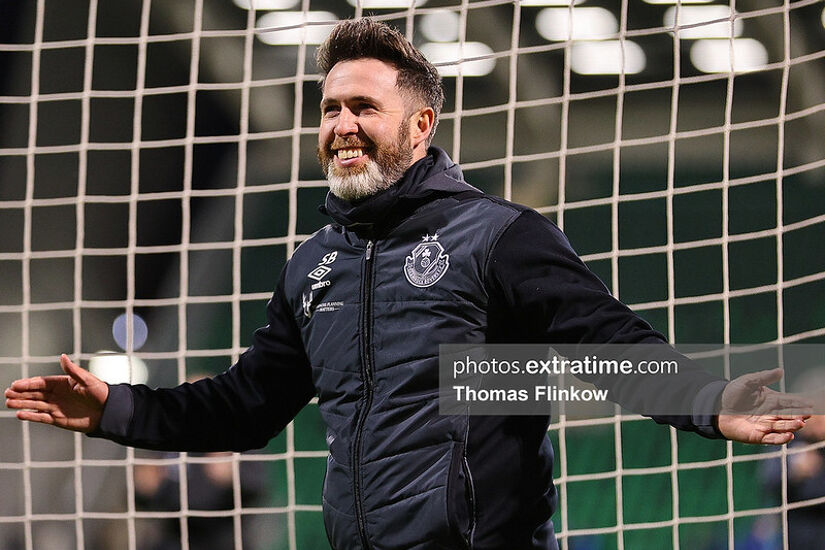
top-left (484, 209), bottom-right (727, 438)
top-left (89, 267), bottom-right (316, 452)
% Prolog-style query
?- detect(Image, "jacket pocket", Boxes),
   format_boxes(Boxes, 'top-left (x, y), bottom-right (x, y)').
top-left (446, 441), bottom-right (476, 549)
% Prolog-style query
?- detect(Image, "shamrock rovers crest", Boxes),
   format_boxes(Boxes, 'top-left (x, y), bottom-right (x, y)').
top-left (404, 234), bottom-right (450, 288)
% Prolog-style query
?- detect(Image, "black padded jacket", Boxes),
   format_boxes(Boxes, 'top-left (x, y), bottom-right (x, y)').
top-left (92, 146), bottom-right (727, 550)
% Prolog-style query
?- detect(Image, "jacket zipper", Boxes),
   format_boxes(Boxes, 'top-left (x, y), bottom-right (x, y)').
top-left (353, 239), bottom-right (375, 549)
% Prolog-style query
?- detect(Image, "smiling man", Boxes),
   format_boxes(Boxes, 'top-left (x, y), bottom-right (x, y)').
top-left (317, 57), bottom-right (419, 201)
top-left (315, 24), bottom-right (440, 206)
top-left (4, 18), bottom-right (810, 550)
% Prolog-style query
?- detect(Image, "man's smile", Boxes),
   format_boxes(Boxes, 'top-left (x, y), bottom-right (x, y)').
top-left (333, 146), bottom-right (369, 167)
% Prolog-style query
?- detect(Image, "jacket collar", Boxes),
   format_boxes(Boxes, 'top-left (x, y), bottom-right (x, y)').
top-left (321, 146), bottom-right (479, 231)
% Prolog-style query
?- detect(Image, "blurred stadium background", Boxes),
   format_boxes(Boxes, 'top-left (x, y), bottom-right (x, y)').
top-left (1, 0), bottom-right (825, 549)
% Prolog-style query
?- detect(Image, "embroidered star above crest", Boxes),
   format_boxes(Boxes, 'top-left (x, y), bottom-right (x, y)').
top-left (421, 233), bottom-right (440, 242)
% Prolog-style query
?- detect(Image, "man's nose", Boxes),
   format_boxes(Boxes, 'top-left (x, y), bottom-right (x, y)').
top-left (334, 108), bottom-right (358, 136)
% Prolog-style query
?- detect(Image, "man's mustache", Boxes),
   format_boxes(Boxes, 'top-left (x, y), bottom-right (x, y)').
top-left (328, 137), bottom-right (372, 151)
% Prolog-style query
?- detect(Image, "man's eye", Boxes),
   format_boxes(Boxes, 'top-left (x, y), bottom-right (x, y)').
top-left (323, 107), bottom-right (340, 117)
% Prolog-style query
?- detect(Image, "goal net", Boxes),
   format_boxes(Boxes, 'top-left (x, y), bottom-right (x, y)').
top-left (1, 0), bottom-right (824, 549)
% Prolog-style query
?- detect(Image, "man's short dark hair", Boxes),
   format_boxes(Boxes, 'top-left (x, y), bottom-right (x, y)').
top-left (316, 18), bottom-right (445, 146)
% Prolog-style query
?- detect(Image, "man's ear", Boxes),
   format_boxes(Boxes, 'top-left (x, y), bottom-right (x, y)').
top-left (410, 107), bottom-right (435, 149)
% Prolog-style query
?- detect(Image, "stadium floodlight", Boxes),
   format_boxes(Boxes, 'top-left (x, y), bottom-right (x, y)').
top-left (664, 5), bottom-right (743, 39)
top-left (643, 0), bottom-right (713, 4)
top-left (520, 0), bottom-right (585, 6)
top-left (535, 7), bottom-right (618, 42)
top-left (690, 38), bottom-right (768, 73)
top-left (419, 41), bottom-right (496, 77)
top-left (231, 0), bottom-right (299, 10)
top-left (571, 40), bottom-right (646, 75)
top-left (112, 312), bottom-right (149, 351)
top-left (420, 11), bottom-right (460, 42)
top-left (88, 353), bottom-right (149, 385)
top-left (345, 0), bottom-right (427, 8)
top-left (256, 11), bottom-right (338, 45)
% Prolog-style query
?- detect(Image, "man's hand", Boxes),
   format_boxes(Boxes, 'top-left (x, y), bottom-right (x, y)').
top-left (717, 367), bottom-right (811, 445)
top-left (4, 354), bottom-right (109, 433)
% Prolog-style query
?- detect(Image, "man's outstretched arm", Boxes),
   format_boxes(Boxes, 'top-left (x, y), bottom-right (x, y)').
top-left (4, 268), bottom-right (315, 453)
top-left (485, 209), bottom-right (810, 444)
top-left (5, 354), bottom-right (109, 433)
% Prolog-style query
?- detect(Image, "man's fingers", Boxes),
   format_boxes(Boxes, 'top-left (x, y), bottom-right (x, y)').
top-left (764, 418), bottom-right (807, 432)
top-left (761, 432), bottom-right (794, 445)
top-left (16, 410), bottom-right (56, 426)
top-left (8, 376), bottom-right (49, 393)
top-left (718, 412), bottom-right (810, 444)
top-left (758, 392), bottom-right (813, 416)
top-left (770, 413), bottom-right (813, 422)
top-left (60, 354), bottom-right (92, 385)
top-left (4, 389), bottom-right (48, 401)
top-left (739, 367), bottom-right (784, 389)
top-left (6, 398), bottom-right (55, 414)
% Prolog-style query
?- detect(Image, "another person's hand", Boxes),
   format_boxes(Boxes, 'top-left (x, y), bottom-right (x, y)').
top-left (4, 354), bottom-right (109, 433)
top-left (717, 367), bottom-right (811, 445)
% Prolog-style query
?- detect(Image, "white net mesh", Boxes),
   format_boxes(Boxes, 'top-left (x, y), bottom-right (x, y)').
top-left (1, 0), bottom-right (825, 549)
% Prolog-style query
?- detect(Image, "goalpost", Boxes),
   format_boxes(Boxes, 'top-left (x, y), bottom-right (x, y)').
top-left (1, 1), bottom-right (824, 549)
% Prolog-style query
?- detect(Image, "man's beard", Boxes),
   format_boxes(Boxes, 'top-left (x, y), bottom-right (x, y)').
top-left (318, 119), bottom-right (413, 202)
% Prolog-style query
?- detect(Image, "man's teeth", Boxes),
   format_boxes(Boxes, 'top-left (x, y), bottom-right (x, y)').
top-left (337, 148), bottom-right (364, 160)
